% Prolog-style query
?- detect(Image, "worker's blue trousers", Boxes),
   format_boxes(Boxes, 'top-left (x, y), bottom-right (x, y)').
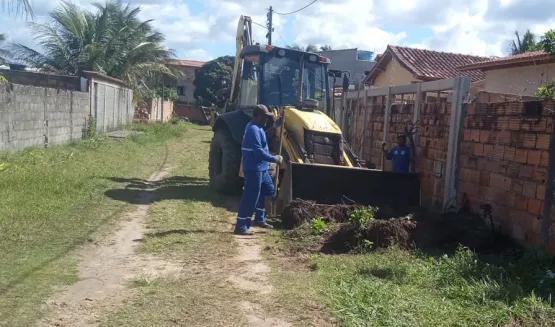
top-left (235, 170), bottom-right (275, 231)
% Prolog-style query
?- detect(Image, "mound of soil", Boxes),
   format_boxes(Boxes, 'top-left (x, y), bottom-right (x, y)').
top-left (322, 218), bottom-right (417, 253)
top-left (280, 199), bottom-right (522, 256)
top-left (280, 199), bottom-right (361, 229)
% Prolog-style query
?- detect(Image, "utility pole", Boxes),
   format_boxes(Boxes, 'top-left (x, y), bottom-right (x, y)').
top-left (266, 6), bottom-right (273, 45)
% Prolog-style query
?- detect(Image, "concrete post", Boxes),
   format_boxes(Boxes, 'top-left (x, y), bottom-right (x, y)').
top-left (381, 87), bottom-right (392, 170)
top-left (443, 76), bottom-right (471, 210)
top-left (412, 83), bottom-right (423, 156)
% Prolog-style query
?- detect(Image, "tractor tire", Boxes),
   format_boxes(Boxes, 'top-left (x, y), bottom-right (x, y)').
top-left (209, 128), bottom-right (243, 195)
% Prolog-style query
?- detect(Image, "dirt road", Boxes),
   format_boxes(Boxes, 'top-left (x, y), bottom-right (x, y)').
top-left (33, 126), bottom-right (322, 327)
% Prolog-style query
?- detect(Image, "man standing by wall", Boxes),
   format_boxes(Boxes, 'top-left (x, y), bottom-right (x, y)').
top-left (235, 104), bottom-right (283, 235)
top-left (382, 134), bottom-right (411, 173)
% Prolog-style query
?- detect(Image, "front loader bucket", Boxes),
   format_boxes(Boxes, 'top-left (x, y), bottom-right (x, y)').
top-left (278, 162), bottom-right (421, 214)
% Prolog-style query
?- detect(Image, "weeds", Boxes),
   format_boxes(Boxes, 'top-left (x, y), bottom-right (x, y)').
top-left (349, 206), bottom-right (377, 224)
top-left (311, 217), bottom-right (327, 234)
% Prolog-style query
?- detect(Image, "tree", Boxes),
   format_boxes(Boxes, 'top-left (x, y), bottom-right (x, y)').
top-left (320, 44), bottom-right (332, 51)
top-left (0, 34), bottom-right (10, 64)
top-left (286, 44), bottom-right (321, 52)
top-left (2, 0), bottom-right (33, 18)
top-left (193, 56), bottom-right (233, 107)
top-left (11, 1), bottom-right (177, 102)
top-left (536, 29), bottom-right (555, 251)
top-left (508, 29), bottom-right (540, 55)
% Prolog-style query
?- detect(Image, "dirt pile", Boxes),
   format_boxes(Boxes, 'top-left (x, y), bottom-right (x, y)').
top-left (280, 199), bottom-right (361, 229)
top-left (322, 218), bottom-right (417, 253)
top-left (280, 200), bottom-right (517, 255)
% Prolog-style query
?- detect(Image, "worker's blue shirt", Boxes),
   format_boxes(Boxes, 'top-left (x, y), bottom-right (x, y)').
top-left (241, 121), bottom-right (276, 172)
top-left (388, 145), bottom-right (411, 173)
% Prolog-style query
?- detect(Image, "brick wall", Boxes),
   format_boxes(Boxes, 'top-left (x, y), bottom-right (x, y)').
top-left (173, 103), bottom-right (207, 123)
top-left (0, 84), bottom-right (90, 151)
top-left (417, 103), bottom-right (451, 210)
top-left (349, 94), bottom-right (555, 248)
top-left (460, 100), bottom-right (554, 246)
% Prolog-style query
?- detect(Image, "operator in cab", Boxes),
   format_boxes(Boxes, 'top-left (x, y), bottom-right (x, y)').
top-left (382, 134), bottom-right (411, 173)
top-left (234, 104), bottom-right (284, 235)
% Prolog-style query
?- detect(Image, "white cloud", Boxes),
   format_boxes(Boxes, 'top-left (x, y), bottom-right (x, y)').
top-left (183, 49), bottom-right (214, 61)
top-left (1, 0), bottom-right (554, 60)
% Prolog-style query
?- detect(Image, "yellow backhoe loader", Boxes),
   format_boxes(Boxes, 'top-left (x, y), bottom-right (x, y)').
top-left (208, 16), bottom-right (421, 214)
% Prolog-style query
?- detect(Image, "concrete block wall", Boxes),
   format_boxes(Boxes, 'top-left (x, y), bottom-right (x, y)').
top-left (0, 84), bottom-right (90, 151)
top-left (90, 80), bottom-right (133, 133)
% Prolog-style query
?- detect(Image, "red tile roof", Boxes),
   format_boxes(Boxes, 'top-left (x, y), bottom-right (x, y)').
top-left (365, 45), bottom-right (491, 84)
top-left (169, 59), bottom-right (206, 67)
top-left (458, 50), bottom-right (554, 71)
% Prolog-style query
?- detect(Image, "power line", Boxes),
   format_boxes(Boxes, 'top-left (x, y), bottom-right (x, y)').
top-left (252, 21), bottom-right (266, 29)
top-left (274, 0), bottom-right (319, 15)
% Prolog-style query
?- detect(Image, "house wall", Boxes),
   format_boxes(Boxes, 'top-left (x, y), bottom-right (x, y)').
top-left (484, 63), bottom-right (555, 97)
top-left (372, 57), bottom-right (419, 88)
top-left (172, 65), bottom-right (199, 104)
top-left (89, 76), bottom-right (134, 133)
top-left (0, 84), bottom-right (90, 151)
top-left (319, 49), bottom-right (375, 86)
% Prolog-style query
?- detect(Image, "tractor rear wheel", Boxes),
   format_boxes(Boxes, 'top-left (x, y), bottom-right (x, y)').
top-left (209, 128), bottom-right (243, 195)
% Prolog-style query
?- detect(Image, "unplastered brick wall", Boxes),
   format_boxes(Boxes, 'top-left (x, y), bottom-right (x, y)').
top-left (459, 100), bottom-right (554, 246)
top-left (416, 103), bottom-right (451, 210)
top-left (348, 97), bottom-right (386, 168)
top-left (0, 84), bottom-right (90, 151)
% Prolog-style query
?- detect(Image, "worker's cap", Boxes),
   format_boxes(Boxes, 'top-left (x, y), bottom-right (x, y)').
top-left (254, 104), bottom-right (274, 117)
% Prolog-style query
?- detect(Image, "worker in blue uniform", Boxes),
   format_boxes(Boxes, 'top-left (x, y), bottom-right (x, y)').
top-left (235, 104), bottom-right (283, 235)
top-left (383, 134), bottom-right (411, 173)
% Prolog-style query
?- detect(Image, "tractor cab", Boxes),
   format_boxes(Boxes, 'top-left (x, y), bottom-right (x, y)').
top-left (234, 45), bottom-right (331, 113)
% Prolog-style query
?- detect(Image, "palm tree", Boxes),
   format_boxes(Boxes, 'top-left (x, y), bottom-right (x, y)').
top-left (12, 1), bottom-right (177, 101)
top-left (2, 0), bottom-right (33, 18)
top-left (320, 45), bottom-right (332, 51)
top-left (0, 34), bottom-right (10, 64)
top-left (509, 29), bottom-right (539, 55)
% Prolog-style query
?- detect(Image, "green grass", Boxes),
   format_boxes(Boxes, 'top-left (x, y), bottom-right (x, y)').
top-left (101, 125), bottom-right (250, 327)
top-left (307, 247), bottom-right (555, 327)
top-left (0, 122), bottom-right (189, 326)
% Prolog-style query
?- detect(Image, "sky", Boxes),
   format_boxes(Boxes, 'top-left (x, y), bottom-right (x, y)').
top-left (1, 0), bottom-right (554, 62)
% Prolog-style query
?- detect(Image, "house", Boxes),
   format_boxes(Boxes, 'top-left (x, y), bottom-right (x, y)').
top-left (458, 50), bottom-right (555, 97)
top-left (168, 59), bottom-right (205, 104)
top-left (363, 45), bottom-right (491, 101)
top-left (319, 48), bottom-right (375, 88)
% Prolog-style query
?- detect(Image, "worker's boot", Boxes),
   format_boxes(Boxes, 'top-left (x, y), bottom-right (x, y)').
top-left (234, 228), bottom-right (254, 235)
top-left (253, 221), bottom-right (274, 229)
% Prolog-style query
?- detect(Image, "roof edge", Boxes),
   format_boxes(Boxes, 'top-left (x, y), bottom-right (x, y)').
top-left (458, 52), bottom-right (554, 71)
